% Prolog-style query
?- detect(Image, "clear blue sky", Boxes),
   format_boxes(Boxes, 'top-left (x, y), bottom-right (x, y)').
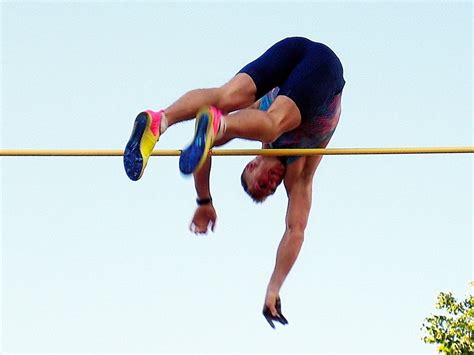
top-left (1, 1), bottom-right (472, 353)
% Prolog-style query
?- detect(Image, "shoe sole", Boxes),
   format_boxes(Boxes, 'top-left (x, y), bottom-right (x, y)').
top-left (124, 112), bottom-right (149, 181)
top-left (179, 112), bottom-right (210, 175)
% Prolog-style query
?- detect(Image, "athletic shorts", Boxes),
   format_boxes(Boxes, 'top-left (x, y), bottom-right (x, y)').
top-left (238, 37), bottom-right (345, 164)
top-left (238, 36), bottom-right (345, 120)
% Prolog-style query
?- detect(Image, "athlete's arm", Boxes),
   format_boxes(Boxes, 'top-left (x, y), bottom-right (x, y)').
top-left (264, 175), bottom-right (313, 318)
top-left (189, 156), bottom-right (217, 234)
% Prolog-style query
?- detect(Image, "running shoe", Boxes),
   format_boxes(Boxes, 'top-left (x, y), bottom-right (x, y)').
top-left (179, 105), bottom-right (222, 175)
top-left (123, 110), bottom-right (162, 181)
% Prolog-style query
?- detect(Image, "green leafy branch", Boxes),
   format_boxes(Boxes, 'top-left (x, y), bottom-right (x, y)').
top-left (421, 291), bottom-right (474, 354)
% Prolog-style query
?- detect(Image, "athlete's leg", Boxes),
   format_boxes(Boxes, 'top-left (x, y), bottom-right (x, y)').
top-left (163, 73), bottom-right (257, 127)
top-left (124, 73), bottom-right (256, 180)
top-left (216, 95), bottom-right (301, 145)
top-left (177, 38), bottom-right (310, 175)
top-left (179, 96), bottom-right (301, 175)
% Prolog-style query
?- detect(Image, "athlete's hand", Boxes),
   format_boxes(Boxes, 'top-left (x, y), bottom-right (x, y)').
top-left (189, 204), bottom-right (217, 234)
top-left (263, 293), bottom-right (288, 328)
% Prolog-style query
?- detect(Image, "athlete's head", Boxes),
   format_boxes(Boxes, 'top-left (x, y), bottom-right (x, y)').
top-left (241, 156), bottom-right (286, 202)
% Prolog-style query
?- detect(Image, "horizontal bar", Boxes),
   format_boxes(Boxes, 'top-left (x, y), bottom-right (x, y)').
top-left (0, 147), bottom-right (473, 157)
top-left (212, 147), bottom-right (474, 156)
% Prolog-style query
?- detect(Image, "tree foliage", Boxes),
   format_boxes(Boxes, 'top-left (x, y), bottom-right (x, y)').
top-left (421, 291), bottom-right (473, 354)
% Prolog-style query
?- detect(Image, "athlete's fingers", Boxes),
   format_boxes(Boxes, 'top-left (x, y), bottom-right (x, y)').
top-left (277, 313), bottom-right (288, 325)
top-left (267, 304), bottom-right (278, 318)
top-left (190, 223), bottom-right (202, 235)
top-left (262, 307), bottom-right (276, 329)
top-left (275, 298), bottom-right (288, 324)
top-left (263, 312), bottom-right (286, 328)
top-left (262, 298), bottom-right (289, 328)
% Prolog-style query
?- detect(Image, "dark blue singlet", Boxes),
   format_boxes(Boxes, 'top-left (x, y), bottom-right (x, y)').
top-left (238, 37), bottom-right (345, 119)
top-left (238, 37), bottom-right (345, 163)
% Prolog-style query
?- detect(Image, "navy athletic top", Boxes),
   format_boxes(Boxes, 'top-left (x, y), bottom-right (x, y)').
top-left (238, 37), bottom-right (345, 163)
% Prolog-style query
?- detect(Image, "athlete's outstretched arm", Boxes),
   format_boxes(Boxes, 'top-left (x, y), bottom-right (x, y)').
top-left (189, 156), bottom-right (217, 234)
top-left (264, 178), bottom-right (313, 320)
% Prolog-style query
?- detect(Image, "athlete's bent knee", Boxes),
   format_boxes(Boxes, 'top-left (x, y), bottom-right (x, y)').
top-left (218, 87), bottom-right (254, 112)
top-left (265, 97), bottom-right (301, 142)
top-left (217, 74), bottom-right (257, 112)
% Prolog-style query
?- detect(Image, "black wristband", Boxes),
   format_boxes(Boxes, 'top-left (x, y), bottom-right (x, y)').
top-left (196, 197), bottom-right (212, 205)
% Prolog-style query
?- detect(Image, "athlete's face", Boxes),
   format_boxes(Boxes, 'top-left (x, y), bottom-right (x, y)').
top-left (243, 157), bottom-right (286, 201)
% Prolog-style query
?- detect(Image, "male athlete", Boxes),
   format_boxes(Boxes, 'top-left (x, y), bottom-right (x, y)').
top-left (124, 37), bottom-right (345, 328)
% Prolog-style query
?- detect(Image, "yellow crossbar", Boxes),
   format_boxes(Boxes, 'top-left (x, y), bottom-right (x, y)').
top-left (0, 147), bottom-right (473, 157)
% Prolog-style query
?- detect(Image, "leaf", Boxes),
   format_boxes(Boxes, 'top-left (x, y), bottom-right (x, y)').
top-left (421, 292), bottom-right (474, 354)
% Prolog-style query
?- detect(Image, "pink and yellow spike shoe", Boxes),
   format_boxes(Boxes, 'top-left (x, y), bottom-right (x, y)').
top-left (123, 110), bottom-right (163, 181)
top-left (179, 105), bottom-right (222, 175)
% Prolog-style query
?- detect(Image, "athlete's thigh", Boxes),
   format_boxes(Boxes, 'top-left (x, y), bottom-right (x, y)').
top-left (237, 37), bottom-right (310, 100)
top-left (220, 73), bottom-right (258, 108)
top-left (267, 95), bottom-right (302, 134)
